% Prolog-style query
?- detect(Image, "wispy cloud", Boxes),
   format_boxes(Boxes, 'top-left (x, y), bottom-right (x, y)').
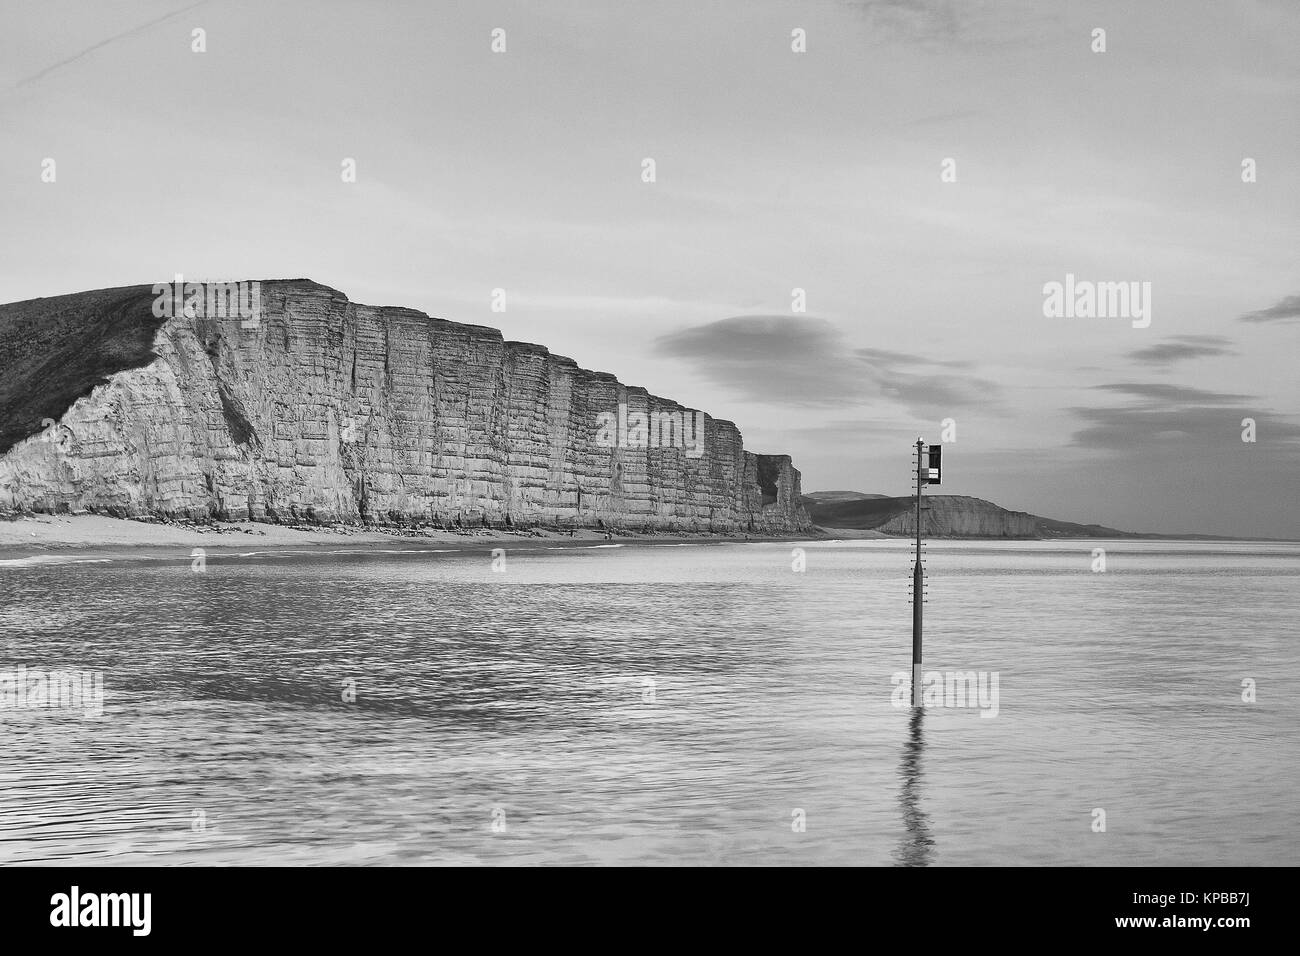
top-left (1092, 383), bottom-right (1252, 404)
top-left (11, 0), bottom-right (210, 89)
top-left (843, 0), bottom-right (1065, 48)
top-left (1070, 405), bottom-right (1300, 450)
top-left (855, 346), bottom-right (1000, 414)
top-left (856, 348), bottom-right (973, 370)
top-left (1129, 335), bottom-right (1235, 366)
top-left (1239, 294), bottom-right (1300, 324)
top-left (1069, 382), bottom-right (1300, 451)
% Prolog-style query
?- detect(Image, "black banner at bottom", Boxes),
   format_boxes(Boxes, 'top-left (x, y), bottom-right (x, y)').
top-left (0, 865), bottom-right (1278, 944)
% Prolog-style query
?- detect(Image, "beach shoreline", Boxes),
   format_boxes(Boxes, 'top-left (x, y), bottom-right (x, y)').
top-left (4, 514), bottom-right (1273, 556)
top-left (0, 512), bottom-right (826, 556)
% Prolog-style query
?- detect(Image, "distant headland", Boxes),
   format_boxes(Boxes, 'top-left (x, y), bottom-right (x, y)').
top-left (802, 491), bottom-right (1251, 541)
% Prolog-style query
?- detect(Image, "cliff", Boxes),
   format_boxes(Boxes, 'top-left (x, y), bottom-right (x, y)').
top-left (0, 280), bottom-right (809, 533)
top-left (803, 494), bottom-right (1131, 538)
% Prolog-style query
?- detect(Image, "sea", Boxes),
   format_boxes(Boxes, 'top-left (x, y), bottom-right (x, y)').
top-left (1, 537), bottom-right (1296, 866)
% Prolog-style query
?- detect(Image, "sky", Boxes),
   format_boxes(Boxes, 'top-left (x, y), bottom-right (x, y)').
top-left (1, 0), bottom-right (1297, 537)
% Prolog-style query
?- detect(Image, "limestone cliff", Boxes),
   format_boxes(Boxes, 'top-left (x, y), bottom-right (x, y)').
top-left (0, 280), bottom-right (809, 533)
top-left (871, 496), bottom-right (1040, 537)
top-left (803, 493), bottom-right (1131, 538)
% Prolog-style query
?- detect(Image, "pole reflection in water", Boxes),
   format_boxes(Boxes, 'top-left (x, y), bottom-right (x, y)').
top-left (894, 707), bottom-right (935, 866)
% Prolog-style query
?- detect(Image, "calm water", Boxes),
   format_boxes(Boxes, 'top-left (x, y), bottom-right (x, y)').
top-left (1, 538), bottom-right (1297, 866)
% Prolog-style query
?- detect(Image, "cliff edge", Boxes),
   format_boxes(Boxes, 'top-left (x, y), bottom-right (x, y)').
top-left (803, 493), bottom-right (1132, 538)
top-left (0, 280), bottom-right (809, 533)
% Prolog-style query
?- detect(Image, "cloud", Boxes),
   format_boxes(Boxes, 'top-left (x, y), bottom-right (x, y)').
top-left (1068, 383), bottom-right (1300, 451)
top-left (1070, 405), bottom-right (1300, 451)
top-left (652, 315), bottom-right (1000, 416)
top-left (855, 347), bottom-right (999, 414)
top-left (653, 316), bottom-right (869, 406)
top-left (843, 0), bottom-right (1065, 48)
top-left (1092, 383), bottom-right (1252, 404)
top-left (1239, 294), bottom-right (1300, 324)
top-left (856, 348), bottom-right (972, 369)
top-left (11, 1), bottom-right (210, 90)
top-left (896, 109), bottom-right (983, 128)
top-left (765, 418), bottom-right (922, 441)
top-left (1129, 335), bottom-right (1235, 366)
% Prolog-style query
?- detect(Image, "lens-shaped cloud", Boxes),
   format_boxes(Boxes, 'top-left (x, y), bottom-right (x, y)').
top-left (652, 314), bottom-right (1001, 417)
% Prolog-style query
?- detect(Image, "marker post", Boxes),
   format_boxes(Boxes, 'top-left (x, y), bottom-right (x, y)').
top-left (910, 439), bottom-right (941, 706)
top-left (912, 439), bottom-right (924, 706)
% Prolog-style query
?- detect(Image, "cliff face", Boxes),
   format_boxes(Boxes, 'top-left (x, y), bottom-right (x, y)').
top-left (803, 493), bottom-right (1134, 538)
top-left (805, 494), bottom-right (1040, 537)
top-left (873, 496), bottom-right (1039, 537)
top-left (0, 280), bottom-right (809, 533)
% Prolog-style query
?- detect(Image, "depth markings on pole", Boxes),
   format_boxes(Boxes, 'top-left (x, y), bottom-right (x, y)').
top-left (911, 439), bottom-right (941, 706)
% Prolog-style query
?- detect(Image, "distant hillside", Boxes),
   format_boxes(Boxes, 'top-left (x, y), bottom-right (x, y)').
top-left (802, 493), bottom-right (1135, 538)
top-left (802, 490), bottom-right (887, 503)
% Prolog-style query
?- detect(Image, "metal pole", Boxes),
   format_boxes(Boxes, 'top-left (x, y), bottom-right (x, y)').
top-left (912, 438), bottom-right (924, 706)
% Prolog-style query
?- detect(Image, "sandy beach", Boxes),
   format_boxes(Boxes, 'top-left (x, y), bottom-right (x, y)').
top-left (0, 512), bottom-right (836, 555)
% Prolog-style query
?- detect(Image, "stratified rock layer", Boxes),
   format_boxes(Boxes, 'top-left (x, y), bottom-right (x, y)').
top-left (0, 280), bottom-right (809, 532)
top-left (870, 496), bottom-right (1040, 537)
top-left (803, 493), bottom-right (1128, 538)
